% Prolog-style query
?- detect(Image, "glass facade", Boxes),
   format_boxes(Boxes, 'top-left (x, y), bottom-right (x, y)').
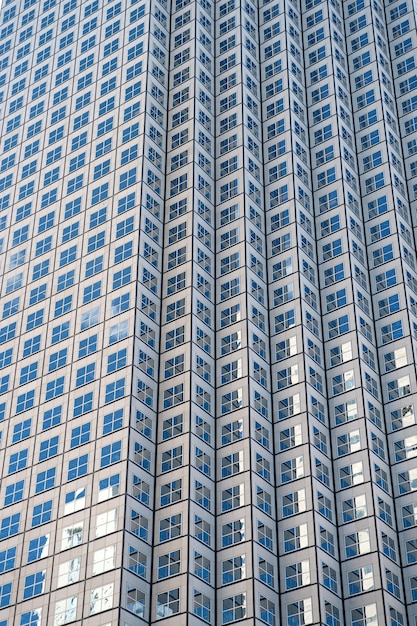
top-left (0, 0), bottom-right (417, 624)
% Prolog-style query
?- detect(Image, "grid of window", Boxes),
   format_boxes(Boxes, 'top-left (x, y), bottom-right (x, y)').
top-left (0, 0), bottom-right (417, 623)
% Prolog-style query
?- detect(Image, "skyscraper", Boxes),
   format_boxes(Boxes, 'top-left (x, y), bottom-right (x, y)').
top-left (1, 0), bottom-right (417, 624)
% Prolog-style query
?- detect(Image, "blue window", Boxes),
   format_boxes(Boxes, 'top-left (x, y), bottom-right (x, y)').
top-left (127, 43), bottom-right (143, 60)
top-left (32, 260), bottom-right (50, 280)
top-left (0, 582), bottom-right (12, 607)
top-left (118, 193), bottom-right (136, 214)
top-left (80, 307), bottom-right (100, 330)
top-left (64, 197), bottom-right (82, 219)
top-left (41, 189), bottom-right (58, 207)
top-left (87, 231), bottom-right (105, 252)
top-left (69, 154), bottom-right (85, 172)
top-left (79, 53), bottom-right (95, 71)
top-left (43, 168), bottom-right (60, 186)
top-left (23, 335), bottom-right (41, 356)
top-left (77, 72), bottom-right (93, 90)
top-left (12, 225), bottom-right (29, 246)
top-left (109, 320), bottom-right (129, 343)
top-left (0, 172), bottom-right (14, 191)
top-left (122, 122), bottom-right (140, 143)
top-left (48, 349), bottom-right (67, 372)
top-left (98, 96), bottom-right (116, 116)
top-left (0, 374), bottom-right (8, 395)
top-left (91, 183), bottom-right (109, 205)
top-left (68, 454), bottom-right (89, 480)
top-left (65, 487), bottom-right (86, 512)
top-left (16, 390), bottom-right (35, 414)
top-left (116, 216), bottom-right (134, 237)
top-left (71, 132), bottom-right (88, 151)
top-left (70, 423), bottom-right (91, 448)
top-left (31, 501), bottom-right (53, 527)
top-left (73, 108), bottom-right (91, 125)
top-left (23, 141), bottom-right (39, 160)
top-left (0, 322), bottom-right (16, 344)
top-left (85, 256), bottom-right (103, 277)
top-left (4, 134), bottom-right (18, 151)
top-left (75, 363), bottom-right (95, 387)
top-left (100, 441), bottom-right (122, 467)
top-left (35, 468), bottom-right (56, 493)
top-left (3, 6), bottom-right (16, 21)
top-left (28, 536), bottom-right (48, 562)
top-left (35, 236), bottom-right (53, 256)
top-left (0, 514), bottom-right (20, 539)
top-left (2, 298), bottom-right (19, 319)
top-left (59, 246), bottom-right (77, 266)
top-left (78, 335), bottom-right (98, 358)
top-left (89, 207), bottom-right (107, 228)
top-left (6, 273), bottom-right (23, 294)
top-left (45, 377), bottom-right (65, 400)
top-left (23, 571), bottom-right (46, 599)
top-left (104, 39), bottom-right (119, 56)
top-left (37, 33), bottom-right (50, 50)
top-left (18, 182), bottom-right (35, 201)
top-left (102, 57), bottom-right (117, 75)
top-left (54, 295), bottom-right (73, 317)
top-left (53, 87), bottom-right (68, 105)
top-left (99, 474), bottom-right (120, 499)
top-left (31, 81), bottom-right (47, 100)
top-left (4, 480), bottom-right (25, 506)
top-left (113, 267), bottom-right (131, 289)
top-left (103, 408), bottom-right (123, 434)
top-left (0, 349), bottom-right (12, 369)
top-left (93, 162), bottom-right (111, 181)
top-left (97, 117), bottom-right (113, 136)
top-left (83, 281), bottom-right (101, 303)
top-left (29, 284), bottom-right (47, 305)
top-left (16, 202), bottom-right (32, 221)
top-left (0, 153), bottom-right (16, 172)
top-left (121, 146), bottom-right (138, 165)
top-left (119, 169), bottom-right (137, 191)
top-left (48, 126), bottom-right (64, 145)
top-left (29, 102), bottom-right (45, 119)
top-left (0, 547), bottom-right (16, 573)
top-left (27, 120), bottom-right (42, 138)
top-left (57, 50), bottom-right (72, 66)
top-left (111, 293), bottom-right (130, 315)
top-left (67, 175), bottom-right (84, 194)
top-left (38, 212), bottom-right (55, 234)
top-left (73, 392), bottom-right (93, 418)
top-left (83, 17), bottom-right (97, 35)
top-left (62, 222), bottom-right (79, 242)
top-left (26, 310), bottom-right (44, 331)
top-left (81, 33), bottom-right (96, 51)
top-left (51, 322), bottom-right (70, 344)
top-left (42, 406), bottom-right (62, 430)
top-left (19, 362), bottom-right (38, 385)
top-left (46, 146), bottom-right (62, 165)
top-left (38, 436), bottom-right (59, 461)
top-left (8, 449), bottom-right (28, 473)
top-left (96, 138), bottom-right (112, 157)
top-left (12, 420), bottom-right (31, 443)
top-left (107, 348), bottom-right (127, 373)
top-left (105, 378), bottom-right (125, 403)
top-left (114, 241), bottom-right (133, 263)
top-left (57, 270), bottom-right (75, 291)
top-left (125, 82), bottom-right (141, 101)
top-left (105, 14), bottom-right (121, 34)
